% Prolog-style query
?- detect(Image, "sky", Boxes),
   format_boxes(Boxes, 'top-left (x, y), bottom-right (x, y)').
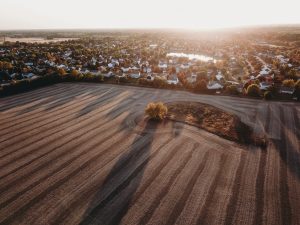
top-left (0, 0), bottom-right (299, 30)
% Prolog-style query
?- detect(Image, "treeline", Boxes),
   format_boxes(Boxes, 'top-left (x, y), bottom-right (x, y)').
top-left (1, 73), bottom-right (300, 101)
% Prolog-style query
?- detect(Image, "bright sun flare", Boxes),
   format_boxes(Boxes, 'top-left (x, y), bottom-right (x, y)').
top-left (0, 0), bottom-right (299, 30)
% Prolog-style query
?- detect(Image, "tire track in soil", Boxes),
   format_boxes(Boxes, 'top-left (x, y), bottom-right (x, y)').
top-left (0, 84), bottom-right (85, 113)
top-left (223, 152), bottom-right (247, 225)
top-left (283, 107), bottom-right (300, 225)
top-left (253, 150), bottom-right (267, 225)
top-left (0, 86), bottom-right (114, 138)
top-left (0, 87), bottom-right (121, 138)
top-left (55, 135), bottom-right (175, 225)
top-left (104, 138), bottom-right (191, 225)
top-left (0, 85), bottom-right (106, 124)
top-left (0, 97), bottom-right (138, 184)
top-left (160, 150), bottom-right (209, 225)
top-left (0, 91), bottom-right (134, 164)
top-left (0, 89), bottom-right (131, 154)
top-left (196, 154), bottom-right (228, 224)
top-left (0, 132), bottom-right (154, 225)
top-left (0, 121), bottom-right (129, 207)
top-left (146, 144), bottom-right (208, 225)
top-left (278, 106), bottom-right (292, 225)
top-left (172, 151), bottom-right (221, 225)
top-left (86, 139), bottom-right (194, 225)
top-left (0, 84), bottom-right (74, 111)
top-left (137, 142), bottom-right (198, 225)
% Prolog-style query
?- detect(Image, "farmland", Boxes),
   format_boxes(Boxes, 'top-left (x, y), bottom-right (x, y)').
top-left (0, 83), bottom-right (299, 225)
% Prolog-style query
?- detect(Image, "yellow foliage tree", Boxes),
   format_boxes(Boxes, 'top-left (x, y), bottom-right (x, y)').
top-left (145, 102), bottom-right (168, 121)
top-left (58, 68), bottom-right (66, 76)
top-left (282, 79), bottom-right (295, 88)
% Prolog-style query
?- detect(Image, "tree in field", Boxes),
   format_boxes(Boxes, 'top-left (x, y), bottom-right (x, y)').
top-left (58, 68), bottom-right (66, 76)
top-left (247, 84), bottom-right (261, 97)
top-left (145, 102), bottom-right (168, 121)
top-left (294, 80), bottom-right (300, 101)
top-left (282, 79), bottom-right (295, 88)
top-left (195, 79), bottom-right (207, 92)
top-left (71, 69), bottom-right (79, 76)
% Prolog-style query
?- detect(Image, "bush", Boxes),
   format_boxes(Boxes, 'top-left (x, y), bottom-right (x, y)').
top-left (96, 74), bottom-right (104, 82)
top-left (282, 79), bottom-right (295, 88)
top-left (194, 79), bottom-right (207, 92)
top-left (0, 74), bottom-right (62, 97)
top-left (226, 85), bottom-right (239, 95)
top-left (139, 78), bottom-right (150, 86)
top-left (247, 84), bottom-right (261, 97)
top-left (83, 73), bottom-right (95, 81)
top-left (71, 69), bottom-right (79, 76)
top-left (267, 84), bottom-right (279, 97)
top-left (264, 91), bottom-right (273, 100)
top-left (119, 76), bottom-right (128, 83)
top-left (145, 102), bottom-right (168, 121)
top-left (58, 68), bottom-right (67, 76)
top-left (152, 77), bottom-right (167, 88)
top-left (294, 80), bottom-right (300, 100)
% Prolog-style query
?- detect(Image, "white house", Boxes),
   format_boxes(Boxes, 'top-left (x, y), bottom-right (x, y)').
top-left (158, 63), bottom-right (168, 69)
top-left (167, 74), bottom-right (179, 85)
top-left (207, 81), bottom-right (224, 90)
top-left (216, 71), bottom-right (224, 81)
top-left (104, 71), bottom-right (115, 78)
top-left (130, 73), bottom-right (141, 79)
top-left (187, 74), bottom-right (197, 83)
top-left (259, 82), bottom-right (271, 91)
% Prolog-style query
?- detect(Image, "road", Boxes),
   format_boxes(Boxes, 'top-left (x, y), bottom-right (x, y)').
top-left (0, 83), bottom-right (299, 225)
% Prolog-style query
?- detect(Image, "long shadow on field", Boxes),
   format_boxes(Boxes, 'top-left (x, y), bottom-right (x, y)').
top-left (272, 124), bottom-right (300, 182)
top-left (269, 107), bottom-right (300, 183)
top-left (79, 120), bottom-right (158, 225)
top-left (15, 89), bottom-right (88, 115)
top-left (75, 89), bottom-right (126, 118)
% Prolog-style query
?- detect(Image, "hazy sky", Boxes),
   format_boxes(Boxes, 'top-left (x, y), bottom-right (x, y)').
top-left (1, 0), bottom-right (299, 30)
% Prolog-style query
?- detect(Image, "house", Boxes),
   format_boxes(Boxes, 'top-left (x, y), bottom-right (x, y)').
top-left (158, 63), bottom-right (168, 69)
top-left (259, 82), bottom-right (271, 91)
top-left (215, 71), bottom-right (224, 81)
top-left (187, 74), bottom-right (197, 83)
top-left (25, 62), bottom-right (34, 66)
top-left (121, 67), bottom-right (130, 73)
top-left (22, 73), bottom-right (35, 79)
top-left (167, 74), bottom-right (179, 85)
top-left (104, 71), bottom-right (115, 78)
top-left (146, 74), bottom-right (154, 81)
top-left (0, 71), bottom-right (11, 82)
top-left (258, 65), bottom-right (271, 77)
top-left (149, 44), bottom-right (158, 49)
top-left (180, 63), bottom-right (190, 69)
top-left (207, 81), bottom-right (224, 90)
top-left (280, 86), bottom-right (295, 95)
top-left (130, 73), bottom-right (141, 79)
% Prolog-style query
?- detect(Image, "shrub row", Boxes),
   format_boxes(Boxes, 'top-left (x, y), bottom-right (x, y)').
top-left (0, 73), bottom-right (105, 97)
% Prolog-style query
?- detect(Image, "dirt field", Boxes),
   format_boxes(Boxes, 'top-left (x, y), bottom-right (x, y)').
top-left (0, 83), bottom-right (299, 225)
top-left (0, 37), bottom-right (78, 44)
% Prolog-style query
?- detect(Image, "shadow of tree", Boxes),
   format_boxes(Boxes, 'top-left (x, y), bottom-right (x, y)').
top-left (272, 106), bottom-right (300, 181)
top-left (79, 120), bottom-right (159, 225)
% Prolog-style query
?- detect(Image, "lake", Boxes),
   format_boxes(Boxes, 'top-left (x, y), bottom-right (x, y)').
top-left (167, 52), bottom-right (217, 63)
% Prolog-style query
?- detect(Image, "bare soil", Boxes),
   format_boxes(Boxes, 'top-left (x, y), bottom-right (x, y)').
top-left (0, 83), bottom-right (298, 225)
top-left (166, 101), bottom-right (266, 146)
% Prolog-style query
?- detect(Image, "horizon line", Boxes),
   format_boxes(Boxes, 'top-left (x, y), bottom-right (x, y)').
top-left (0, 23), bottom-right (299, 32)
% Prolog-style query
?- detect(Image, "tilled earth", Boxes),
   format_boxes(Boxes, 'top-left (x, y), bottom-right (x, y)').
top-left (0, 83), bottom-right (299, 225)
